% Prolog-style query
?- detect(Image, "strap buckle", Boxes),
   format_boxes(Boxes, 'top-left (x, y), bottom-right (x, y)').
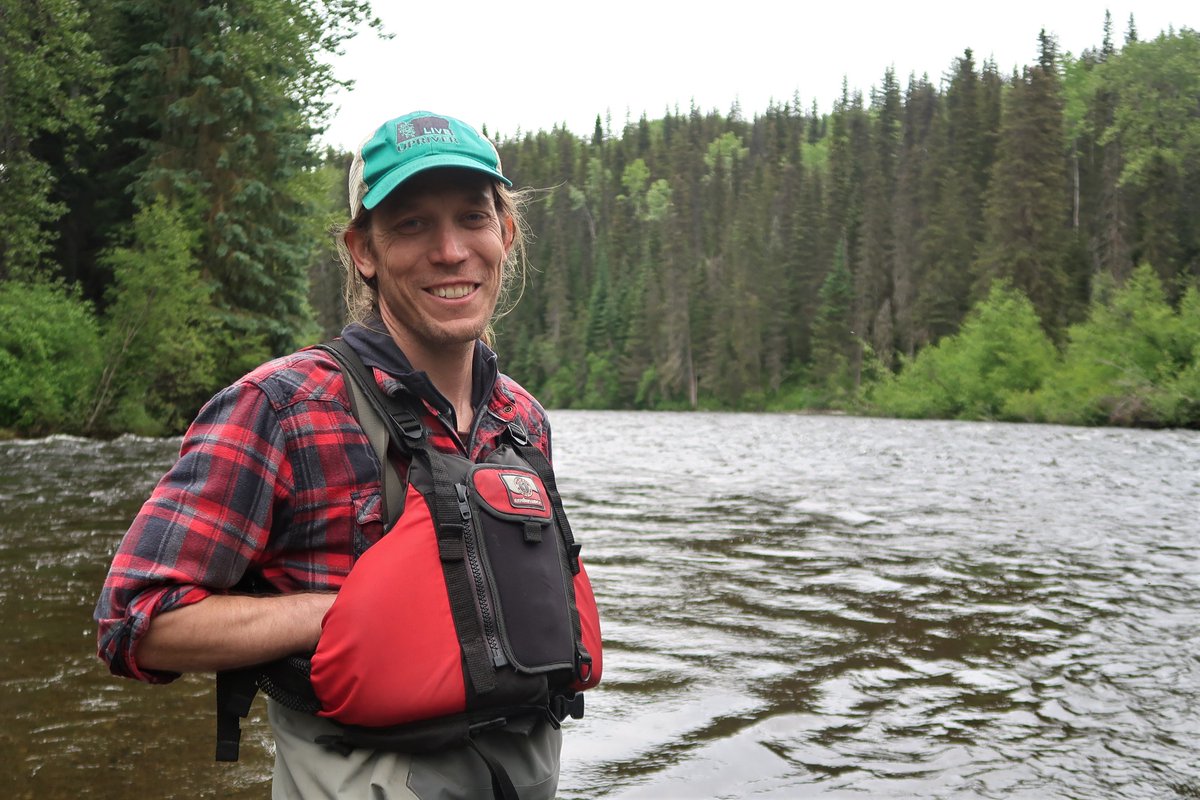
top-left (506, 419), bottom-right (529, 446)
top-left (389, 406), bottom-right (425, 444)
top-left (550, 691), bottom-right (585, 721)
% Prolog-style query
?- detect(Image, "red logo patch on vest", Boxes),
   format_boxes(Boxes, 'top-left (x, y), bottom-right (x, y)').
top-left (500, 472), bottom-right (546, 511)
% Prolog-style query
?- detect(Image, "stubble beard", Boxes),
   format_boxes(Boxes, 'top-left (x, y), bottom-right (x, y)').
top-left (378, 294), bottom-right (495, 361)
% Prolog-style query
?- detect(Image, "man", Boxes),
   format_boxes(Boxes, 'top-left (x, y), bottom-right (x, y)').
top-left (95, 110), bottom-right (600, 799)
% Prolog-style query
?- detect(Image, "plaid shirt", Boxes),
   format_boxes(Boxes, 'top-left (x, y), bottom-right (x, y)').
top-left (95, 321), bottom-right (551, 683)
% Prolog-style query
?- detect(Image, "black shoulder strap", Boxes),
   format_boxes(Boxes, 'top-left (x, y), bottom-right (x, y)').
top-left (505, 424), bottom-right (581, 576)
top-left (214, 341), bottom-right (416, 762)
top-left (315, 339), bottom-right (417, 528)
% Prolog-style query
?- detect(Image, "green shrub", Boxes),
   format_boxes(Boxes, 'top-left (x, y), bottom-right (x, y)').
top-left (0, 282), bottom-right (101, 434)
top-left (579, 352), bottom-right (621, 409)
top-left (540, 365), bottom-right (579, 409)
top-left (871, 282), bottom-right (1058, 420)
top-left (87, 198), bottom-right (219, 435)
top-left (1151, 287), bottom-right (1200, 426)
top-left (1027, 267), bottom-right (1200, 427)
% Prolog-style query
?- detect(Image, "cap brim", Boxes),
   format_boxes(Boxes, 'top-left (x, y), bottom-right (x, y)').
top-left (362, 155), bottom-right (512, 211)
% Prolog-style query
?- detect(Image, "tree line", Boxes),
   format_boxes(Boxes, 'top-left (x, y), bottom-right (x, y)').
top-left (1, 0), bottom-right (372, 434)
top-left (2, 3), bottom-right (1197, 434)
top-left (489, 15), bottom-right (1199, 427)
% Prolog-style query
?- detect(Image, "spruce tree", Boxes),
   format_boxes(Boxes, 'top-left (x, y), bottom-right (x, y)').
top-left (810, 239), bottom-right (857, 395)
top-left (855, 68), bottom-right (902, 368)
top-left (95, 0), bottom-right (375, 371)
top-left (918, 52), bottom-right (990, 346)
top-left (0, 0), bottom-right (107, 282)
top-left (976, 32), bottom-right (1077, 333)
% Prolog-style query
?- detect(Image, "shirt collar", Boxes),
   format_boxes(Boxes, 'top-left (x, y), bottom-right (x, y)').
top-left (339, 317), bottom-right (499, 413)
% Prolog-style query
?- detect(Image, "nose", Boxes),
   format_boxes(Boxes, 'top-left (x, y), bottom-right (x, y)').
top-left (429, 223), bottom-right (469, 265)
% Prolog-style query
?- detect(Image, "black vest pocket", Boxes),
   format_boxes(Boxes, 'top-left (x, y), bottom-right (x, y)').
top-left (468, 463), bottom-right (576, 673)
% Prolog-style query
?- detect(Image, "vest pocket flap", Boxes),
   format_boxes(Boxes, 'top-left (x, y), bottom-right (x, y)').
top-left (469, 465), bottom-right (554, 522)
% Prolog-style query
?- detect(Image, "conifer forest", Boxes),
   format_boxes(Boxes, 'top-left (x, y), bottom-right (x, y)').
top-left (2, 1), bottom-right (1198, 434)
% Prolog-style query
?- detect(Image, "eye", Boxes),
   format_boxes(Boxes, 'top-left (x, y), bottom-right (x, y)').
top-left (463, 210), bottom-right (494, 227)
top-left (391, 217), bottom-right (426, 234)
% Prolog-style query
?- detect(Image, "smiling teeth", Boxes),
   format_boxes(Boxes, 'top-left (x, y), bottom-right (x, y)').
top-left (430, 285), bottom-right (474, 299)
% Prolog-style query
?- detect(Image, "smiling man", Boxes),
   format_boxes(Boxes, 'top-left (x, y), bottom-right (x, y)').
top-left (344, 167), bottom-right (509, 427)
top-left (96, 111), bottom-right (602, 800)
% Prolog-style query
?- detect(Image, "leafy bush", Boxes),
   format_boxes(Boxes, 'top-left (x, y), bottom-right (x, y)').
top-left (1151, 287), bottom-right (1200, 426)
top-left (540, 365), bottom-right (579, 409)
top-left (578, 352), bottom-right (621, 409)
top-left (870, 282), bottom-right (1058, 420)
top-left (0, 282), bottom-right (101, 434)
top-left (87, 199), bottom-right (219, 435)
top-left (1026, 266), bottom-right (1200, 426)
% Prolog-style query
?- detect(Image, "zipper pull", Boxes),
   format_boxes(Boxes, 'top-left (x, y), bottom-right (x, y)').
top-left (455, 483), bottom-right (472, 521)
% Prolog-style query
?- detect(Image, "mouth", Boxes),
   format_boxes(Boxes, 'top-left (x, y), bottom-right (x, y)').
top-left (427, 283), bottom-right (479, 300)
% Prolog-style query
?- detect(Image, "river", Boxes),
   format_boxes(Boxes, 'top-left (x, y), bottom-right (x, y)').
top-left (1, 411), bottom-right (1197, 798)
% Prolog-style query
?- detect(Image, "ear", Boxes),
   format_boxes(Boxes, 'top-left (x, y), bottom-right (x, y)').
top-left (344, 227), bottom-right (377, 281)
top-left (501, 214), bottom-right (516, 257)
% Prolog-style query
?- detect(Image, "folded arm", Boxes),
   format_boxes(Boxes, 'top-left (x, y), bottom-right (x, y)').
top-left (137, 591), bottom-right (336, 672)
top-left (96, 380), bottom-right (302, 680)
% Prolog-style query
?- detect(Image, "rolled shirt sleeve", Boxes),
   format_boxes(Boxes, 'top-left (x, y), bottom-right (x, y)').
top-left (95, 380), bottom-right (294, 682)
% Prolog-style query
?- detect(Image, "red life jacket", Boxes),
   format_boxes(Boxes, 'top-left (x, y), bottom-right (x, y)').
top-left (310, 437), bottom-right (603, 732)
top-left (215, 340), bottom-right (602, 763)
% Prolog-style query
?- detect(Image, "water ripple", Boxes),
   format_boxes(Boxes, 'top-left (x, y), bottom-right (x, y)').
top-left (3, 415), bottom-right (1199, 798)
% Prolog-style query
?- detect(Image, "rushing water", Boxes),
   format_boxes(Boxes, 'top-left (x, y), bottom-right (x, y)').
top-left (1, 412), bottom-right (1197, 799)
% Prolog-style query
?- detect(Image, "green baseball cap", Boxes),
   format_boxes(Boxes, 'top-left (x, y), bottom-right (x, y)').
top-left (348, 110), bottom-right (511, 217)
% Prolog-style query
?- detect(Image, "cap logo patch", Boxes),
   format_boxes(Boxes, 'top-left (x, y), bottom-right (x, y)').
top-left (395, 116), bottom-right (457, 152)
top-left (500, 472), bottom-right (546, 511)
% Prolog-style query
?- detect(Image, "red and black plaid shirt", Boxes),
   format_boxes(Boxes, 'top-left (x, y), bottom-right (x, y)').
top-left (95, 322), bottom-right (551, 682)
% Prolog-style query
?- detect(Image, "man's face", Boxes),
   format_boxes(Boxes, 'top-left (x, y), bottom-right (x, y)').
top-left (348, 168), bottom-right (512, 359)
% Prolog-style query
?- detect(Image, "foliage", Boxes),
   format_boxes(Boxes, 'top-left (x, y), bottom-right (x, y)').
top-left (101, 0), bottom-right (375, 366)
top-left (1020, 265), bottom-right (1200, 426)
top-left (1102, 30), bottom-right (1200, 187)
top-left (0, 0), bottom-right (108, 280)
top-left (0, 282), bottom-right (101, 434)
top-left (809, 241), bottom-right (857, 403)
top-left (974, 32), bottom-right (1082, 332)
top-left (578, 353), bottom-right (622, 409)
top-left (1097, 28), bottom-right (1200, 295)
top-left (870, 283), bottom-right (1058, 420)
top-left (0, 0), bottom-right (376, 434)
top-left (4, 10), bottom-right (1199, 433)
top-left (487, 25), bottom-right (1197, 426)
top-left (87, 199), bottom-right (219, 435)
top-left (308, 151), bottom-right (356, 341)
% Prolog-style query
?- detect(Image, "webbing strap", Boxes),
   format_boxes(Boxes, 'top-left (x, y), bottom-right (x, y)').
top-left (467, 737), bottom-right (521, 800)
top-left (215, 668), bottom-right (259, 761)
top-left (316, 341), bottom-right (404, 528)
top-left (509, 438), bottom-right (580, 575)
top-left (213, 569), bottom-right (282, 761)
top-left (318, 339), bottom-right (496, 697)
top-left (416, 428), bottom-right (498, 696)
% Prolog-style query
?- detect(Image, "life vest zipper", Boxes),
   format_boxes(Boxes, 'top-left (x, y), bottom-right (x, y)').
top-left (456, 482), bottom-right (507, 668)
